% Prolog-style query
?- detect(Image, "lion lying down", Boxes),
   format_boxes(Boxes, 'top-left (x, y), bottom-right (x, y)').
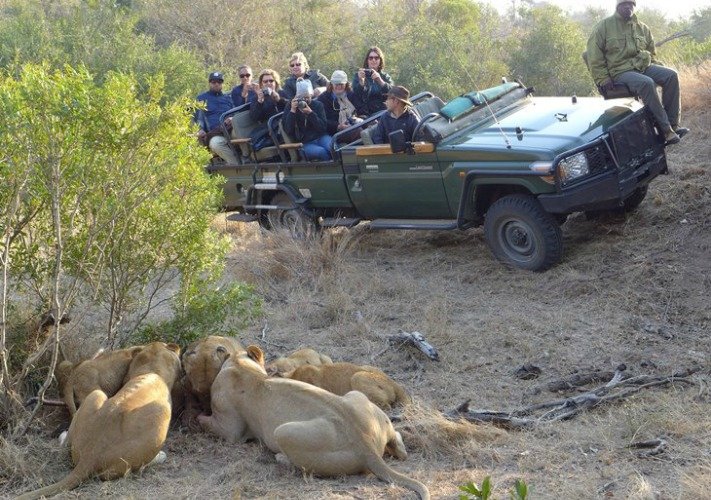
top-left (18, 342), bottom-right (182, 500)
top-left (266, 347), bottom-right (333, 376)
top-left (199, 346), bottom-right (430, 500)
top-left (285, 361), bottom-right (411, 410)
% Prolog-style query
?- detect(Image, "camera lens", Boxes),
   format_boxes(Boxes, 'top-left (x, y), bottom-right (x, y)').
top-left (298, 100), bottom-right (307, 109)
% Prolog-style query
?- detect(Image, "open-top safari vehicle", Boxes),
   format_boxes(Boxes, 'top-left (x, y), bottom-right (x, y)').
top-left (206, 81), bottom-right (668, 271)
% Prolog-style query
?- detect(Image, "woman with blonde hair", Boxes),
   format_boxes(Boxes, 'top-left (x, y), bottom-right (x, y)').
top-left (282, 52), bottom-right (329, 100)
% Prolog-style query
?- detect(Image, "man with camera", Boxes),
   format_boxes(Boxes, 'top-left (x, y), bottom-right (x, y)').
top-left (371, 86), bottom-right (420, 146)
top-left (283, 79), bottom-right (333, 161)
top-left (195, 71), bottom-right (239, 164)
top-left (587, 0), bottom-right (688, 145)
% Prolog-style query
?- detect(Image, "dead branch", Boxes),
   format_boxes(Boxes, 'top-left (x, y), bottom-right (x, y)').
top-left (446, 368), bottom-right (701, 429)
top-left (386, 331), bottom-right (439, 361)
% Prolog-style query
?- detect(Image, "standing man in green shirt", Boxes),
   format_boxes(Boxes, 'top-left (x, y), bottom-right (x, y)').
top-left (587, 0), bottom-right (689, 145)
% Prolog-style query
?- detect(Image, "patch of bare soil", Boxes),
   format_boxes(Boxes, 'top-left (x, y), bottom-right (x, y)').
top-left (5, 87), bottom-right (710, 499)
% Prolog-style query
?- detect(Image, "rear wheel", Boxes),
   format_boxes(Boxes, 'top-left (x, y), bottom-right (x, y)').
top-left (484, 194), bottom-right (563, 271)
top-left (266, 193), bottom-right (319, 238)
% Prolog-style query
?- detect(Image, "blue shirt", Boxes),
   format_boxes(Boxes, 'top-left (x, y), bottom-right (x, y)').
top-left (195, 90), bottom-right (234, 131)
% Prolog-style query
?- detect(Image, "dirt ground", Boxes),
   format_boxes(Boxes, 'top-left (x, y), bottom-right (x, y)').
top-left (3, 75), bottom-right (710, 499)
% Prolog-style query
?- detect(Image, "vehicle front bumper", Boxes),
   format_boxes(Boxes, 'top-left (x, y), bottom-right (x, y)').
top-left (537, 152), bottom-right (667, 214)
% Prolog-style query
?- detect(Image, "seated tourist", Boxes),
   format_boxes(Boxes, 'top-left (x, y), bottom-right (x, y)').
top-left (317, 70), bottom-right (366, 136)
top-left (230, 65), bottom-right (258, 107)
top-left (248, 69), bottom-right (286, 152)
top-left (195, 71), bottom-right (238, 164)
top-left (352, 46), bottom-right (394, 116)
top-left (282, 52), bottom-right (329, 100)
top-left (283, 79), bottom-right (333, 161)
top-left (371, 85), bottom-right (420, 145)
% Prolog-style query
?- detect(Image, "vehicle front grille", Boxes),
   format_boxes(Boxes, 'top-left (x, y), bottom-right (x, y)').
top-left (609, 110), bottom-right (663, 172)
top-left (584, 144), bottom-right (614, 176)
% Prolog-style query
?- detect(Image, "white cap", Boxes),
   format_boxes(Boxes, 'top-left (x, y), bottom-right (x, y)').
top-left (295, 78), bottom-right (313, 97)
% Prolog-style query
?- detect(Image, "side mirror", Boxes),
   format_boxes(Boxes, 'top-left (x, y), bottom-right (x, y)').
top-left (389, 129), bottom-right (406, 153)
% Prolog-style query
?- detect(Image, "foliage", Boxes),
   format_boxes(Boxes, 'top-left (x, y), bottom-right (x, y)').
top-left (508, 5), bottom-right (595, 96)
top-left (130, 282), bottom-right (262, 348)
top-left (0, 63), bottom-right (227, 352)
top-left (459, 476), bottom-right (529, 500)
top-left (0, 0), bottom-right (204, 101)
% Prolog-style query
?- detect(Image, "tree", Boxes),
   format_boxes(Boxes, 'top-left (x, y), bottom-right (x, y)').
top-left (0, 64), bottom-right (227, 430)
top-left (508, 5), bottom-right (595, 96)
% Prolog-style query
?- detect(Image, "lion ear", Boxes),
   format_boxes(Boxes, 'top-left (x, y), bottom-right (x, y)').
top-left (246, 345), bottom-right (265, 367)
top-left (166, 343), bottom-right (181, 355)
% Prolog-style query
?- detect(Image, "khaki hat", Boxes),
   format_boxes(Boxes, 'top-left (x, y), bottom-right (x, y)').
top-left (330, 70), bottom-right (348, 85)
top-left (387, 85), bottom-right (413, 107)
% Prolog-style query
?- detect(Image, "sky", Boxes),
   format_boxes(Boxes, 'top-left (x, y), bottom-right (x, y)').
top-left (483, 0), bottom-right (709, 20)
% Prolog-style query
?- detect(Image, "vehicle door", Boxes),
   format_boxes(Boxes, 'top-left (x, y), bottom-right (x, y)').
top-left (345, 144), bottom-right (452, 219)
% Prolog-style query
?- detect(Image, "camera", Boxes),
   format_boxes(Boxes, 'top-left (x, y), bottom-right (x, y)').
top-left (263, 87), bottom-right (273, 97)
top-left (297, 99), bottom-right (308, 109)
top-left (364, 68), bottom-right (374, 76)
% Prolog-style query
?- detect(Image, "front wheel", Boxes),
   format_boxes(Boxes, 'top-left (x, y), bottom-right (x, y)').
top-left (484, 194), bottom-right (563, 271)
top-left (266, 193), bottom-right (319, 239)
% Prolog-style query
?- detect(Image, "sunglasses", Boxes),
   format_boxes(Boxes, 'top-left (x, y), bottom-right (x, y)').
top-left (289, 62), bottom-right (302, 68)
top-left (239, 73), bottom-right (251, 78)
top-left (368, 55), bottom-right (380, 60)
top-left (262, 79), bottom-right (275, 83)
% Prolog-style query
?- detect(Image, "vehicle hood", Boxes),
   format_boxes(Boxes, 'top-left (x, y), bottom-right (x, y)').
top-left (441, 96), bottom-right (643, 156)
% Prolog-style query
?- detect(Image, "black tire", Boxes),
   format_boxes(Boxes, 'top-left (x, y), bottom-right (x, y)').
top-left (622, 186), bottom-right (648, 212)
top-left (266, 193), bottom-right (319, 238)
top-left (484, 194), bottom-right (563, 271)
top-left (585, 186), bottom-right (649, 220)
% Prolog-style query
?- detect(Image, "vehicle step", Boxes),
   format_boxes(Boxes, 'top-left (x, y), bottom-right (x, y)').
top-left (320, 217), bottom-right (362, 228)
top-left (226, 213), bottom-right (258, 223)
top-left (369, 219), bottom-right (458, 230)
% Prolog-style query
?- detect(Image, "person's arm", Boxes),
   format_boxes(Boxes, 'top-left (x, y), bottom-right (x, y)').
top-left (305, 100), bottom-right (328, 134)
top-left (406, 112), bottom-right (421, 142)
top-left (317, 94), bottom-right (339, 135)
top-left (283, 100), bottom-right (297, 139)
top-left (586, 23), bottom-right (611, 87)
top-left (371, 119), bottom-right (386, 144)
top-left (645, 24), bottom-right (657, 63)
top-left (374, 71), bottom-right (393, 94)
top-left (282, 78), bottom-right (296, 100)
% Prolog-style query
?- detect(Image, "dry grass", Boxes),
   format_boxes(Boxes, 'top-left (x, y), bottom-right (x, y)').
top-left (4, 66), bottom-right (711, 499)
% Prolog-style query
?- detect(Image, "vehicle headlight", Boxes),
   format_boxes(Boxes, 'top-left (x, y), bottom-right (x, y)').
top-left (558, 152), bottom-right (589, 185)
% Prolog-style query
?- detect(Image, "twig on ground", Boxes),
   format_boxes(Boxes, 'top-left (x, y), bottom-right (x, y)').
top-left (629, 438), bottom-right (668, 457)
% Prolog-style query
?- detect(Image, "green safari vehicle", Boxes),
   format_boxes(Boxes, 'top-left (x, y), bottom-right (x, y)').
top-left (207, 81), bottom-right (668, 271)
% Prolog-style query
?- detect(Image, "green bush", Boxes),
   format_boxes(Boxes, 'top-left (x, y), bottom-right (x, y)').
top-left (130, 282), bottom-right (263, 348)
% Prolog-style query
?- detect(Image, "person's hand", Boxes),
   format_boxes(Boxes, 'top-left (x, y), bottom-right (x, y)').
top-left (313, 88), bottom-right (322, 97)
top-left (370, 70), bottom-right (382, 83)
top-left (357, 68), bottom-right (366, 85)
top-left (600, 78), bottom-right (615, 92)
top-left (301, 102), bottom-right (312, 114)
top-left (337, 123), bottom-right (349, 131)
top-left (290, 98), bottom-right (299, 113)
top-left (197, 129), bottom-right (206, 139)
top-left (256, 88), bottom-right (264, 103)
top-left (224, 116), bottom-right (232, 126)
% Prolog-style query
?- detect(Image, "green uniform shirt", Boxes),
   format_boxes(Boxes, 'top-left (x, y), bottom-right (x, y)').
top-left (586, 12), bottom-right (656, 86)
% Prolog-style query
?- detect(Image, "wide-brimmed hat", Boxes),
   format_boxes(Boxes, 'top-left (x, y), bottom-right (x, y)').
top-left (387, 85), bottom-right (412, 106)
top-left (208, 71), bottom-right (224, 82)
top-left (330, 70), bottom-right (348, 85)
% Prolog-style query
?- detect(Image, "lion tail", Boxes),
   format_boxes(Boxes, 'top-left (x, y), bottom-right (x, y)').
top-left (16, 468), bottom-right (88, 500)
top-left (365, 453), bottom-right (430, 500)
